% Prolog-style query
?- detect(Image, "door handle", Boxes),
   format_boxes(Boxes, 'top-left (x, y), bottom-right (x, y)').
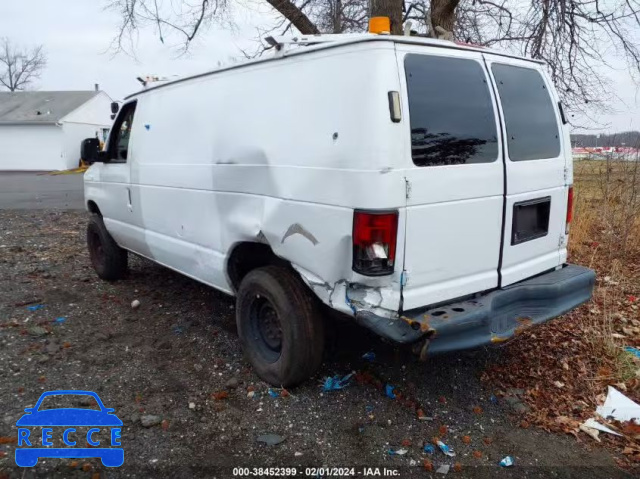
top-left (127, 187), bottom-right (133, 212)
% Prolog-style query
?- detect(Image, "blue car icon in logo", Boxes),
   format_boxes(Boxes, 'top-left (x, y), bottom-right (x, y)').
top-left (15, 390), bottom-right (123, 467)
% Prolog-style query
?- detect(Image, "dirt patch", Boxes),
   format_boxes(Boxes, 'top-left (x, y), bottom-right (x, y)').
top-left (0, 210), bottom-right (632, 478)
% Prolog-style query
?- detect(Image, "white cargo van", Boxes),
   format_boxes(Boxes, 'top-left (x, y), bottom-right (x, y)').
top-left (82, 33), bottom-right (595, 386)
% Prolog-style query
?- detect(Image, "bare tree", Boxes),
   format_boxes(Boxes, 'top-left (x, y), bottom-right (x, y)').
top-left (0, 38), bottom-right (47, 92)
top-left (108, 0), bottom-right (640, 119)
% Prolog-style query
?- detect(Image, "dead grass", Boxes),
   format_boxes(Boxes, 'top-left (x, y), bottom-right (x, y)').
top-left (571, 159), bottom-right (640, 357)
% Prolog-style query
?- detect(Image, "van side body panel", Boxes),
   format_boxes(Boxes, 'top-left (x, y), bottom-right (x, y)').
top-left (123, 44), bottom-right (406, 316)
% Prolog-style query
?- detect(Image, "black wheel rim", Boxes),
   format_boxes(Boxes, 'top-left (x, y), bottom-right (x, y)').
top-left (249, 295), bottom-right (282, 363)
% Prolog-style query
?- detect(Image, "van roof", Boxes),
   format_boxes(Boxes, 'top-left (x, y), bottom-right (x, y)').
top-left (125, 34), bottom-right (544, 100)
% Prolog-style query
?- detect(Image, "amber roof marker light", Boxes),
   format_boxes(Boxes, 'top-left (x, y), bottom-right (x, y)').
top-left (369, 17), bottom-right (391, 34)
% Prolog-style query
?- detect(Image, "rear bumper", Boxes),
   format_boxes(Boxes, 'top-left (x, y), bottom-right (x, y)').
top-left (355, 264), bottom-right (595, 353)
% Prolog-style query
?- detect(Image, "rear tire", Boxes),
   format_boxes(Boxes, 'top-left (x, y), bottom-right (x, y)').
top-left (236, 265), bottom-right (324, 387)
top-left (87, 214), bottom-right (128, 281)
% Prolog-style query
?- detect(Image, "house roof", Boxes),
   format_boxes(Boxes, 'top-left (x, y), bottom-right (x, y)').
top-left (0, 91), bottom-right (100, 125)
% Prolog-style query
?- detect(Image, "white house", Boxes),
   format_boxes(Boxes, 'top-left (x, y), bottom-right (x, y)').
top-left (0, 90), bottom-right (113, 171)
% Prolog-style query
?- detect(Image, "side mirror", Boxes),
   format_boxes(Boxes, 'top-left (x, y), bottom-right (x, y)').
top-left (81, 138), bottom-right (105, 164)
top-left (111, 101), bottom-right (120, 114)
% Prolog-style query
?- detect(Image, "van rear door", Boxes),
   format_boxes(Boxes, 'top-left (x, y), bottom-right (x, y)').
top-left (485, 56), bottom-right (568, 286)
top-left (396, 47), bottom-right (505, 311)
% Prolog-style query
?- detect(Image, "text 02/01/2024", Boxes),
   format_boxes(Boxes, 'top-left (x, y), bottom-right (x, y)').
top-left (232, 467), bottom-right (400, 476)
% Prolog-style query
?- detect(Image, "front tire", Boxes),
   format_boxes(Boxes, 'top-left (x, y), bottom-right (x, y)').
top-left (236, 266), bottom-right (324, 387)
top-left (87, 214), bottom-right (128, 281)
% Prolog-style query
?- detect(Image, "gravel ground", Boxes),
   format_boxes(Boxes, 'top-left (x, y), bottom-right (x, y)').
top-left (0, 210), bottom-right (632, 478)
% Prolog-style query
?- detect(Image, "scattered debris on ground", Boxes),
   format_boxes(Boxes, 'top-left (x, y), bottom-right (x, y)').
top-left (0, 209), bottom-right (633, 476)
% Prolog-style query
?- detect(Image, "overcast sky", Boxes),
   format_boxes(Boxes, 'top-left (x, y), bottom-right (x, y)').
top-left (1, 0), bottom-right (638, 133)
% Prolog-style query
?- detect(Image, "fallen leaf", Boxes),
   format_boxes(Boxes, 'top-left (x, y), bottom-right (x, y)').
top-left (473, 406), bottom-right (483, 415)
top-left (623, 446), bottom-right (639, 455)
top-left (483, 437), bottom-right (493, 445)
top-left (161, 419), bottom-right (169, 431)
top-left (439, 425), bottom-right (448, 436)
top-left (212, 391), bottom-right (229, 400)
top-left (453, 462), bottom-right (462, 472)
top-left (401, 439), bottom-right (412, 447)
top-left (423, 459), bottom-right (433, 472)
top-left (473, 450), bottom-right (483, 459)
top-left (622, 422), bottom-right (640, 438)
top-left (520, 420), bottom-right (530, 429)
top-left (82, 463), bottom-right (92, 472)
top-left (462, 435), bottom-right (471, 444)
top-left (0, 437), bottom-right (17, 444)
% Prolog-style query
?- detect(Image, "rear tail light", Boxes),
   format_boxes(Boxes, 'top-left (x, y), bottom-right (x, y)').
top-left (353, 210), bottom-right (398, 276)
top-left (565, 186), bottom-right (574, 234)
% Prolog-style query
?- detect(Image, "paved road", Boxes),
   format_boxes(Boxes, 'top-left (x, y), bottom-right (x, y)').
top-left (0, 171), bottom-right (84, 210)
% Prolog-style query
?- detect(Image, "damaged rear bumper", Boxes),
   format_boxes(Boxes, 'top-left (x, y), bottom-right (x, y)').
top-left (355, 264), bottom-right (596, 353)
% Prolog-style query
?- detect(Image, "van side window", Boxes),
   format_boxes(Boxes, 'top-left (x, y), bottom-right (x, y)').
top-left (491, 64), bottom-right (560, 161)
top-left (108, 102), bottom-right (137, 163)
top-left (404, 54), bottom-right (498, 167)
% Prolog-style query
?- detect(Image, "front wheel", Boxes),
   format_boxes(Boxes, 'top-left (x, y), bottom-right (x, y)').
top-left (236, 266), bottom-right (324, 387)
top-left (87, 214), bottom-right (128, 281)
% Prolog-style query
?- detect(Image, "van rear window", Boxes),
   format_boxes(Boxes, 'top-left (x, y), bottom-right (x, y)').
top-left (404, 54), bottom-right (498, 167)
top-left (491, 64), bottom-right (560, 161)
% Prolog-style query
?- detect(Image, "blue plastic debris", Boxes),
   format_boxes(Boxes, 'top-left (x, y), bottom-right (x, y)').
top-left (362, 351), bottom-right (376, 362)
top-left (423, 444), bottom-right (435, 454)
top-left (322, 373), bottom-right (354, 392)
top-left (385, 384), bottom-right (396, 399)
top-left (268, 389), bottom-right (279, 398)
top-left (172, 325), bottom-right (184, 334)
top-left (624, 346), bottom-right (640, 359)
top-left (436, 440), bottom-right (455, 457)
top-left (490, 394), bottom-right (498, 404)
top-left (358, 425), bottom-right (365, 434)
top-left (387, 448), bottom-right (408, 456)
top-left (27, 304), bottom-right (44, 311)
top-left (54, 317), bottom-right (67, 324)
top-left (499, 456), bottom-right (514, 467)
top-left (365, 405), bottom-right (374, 414)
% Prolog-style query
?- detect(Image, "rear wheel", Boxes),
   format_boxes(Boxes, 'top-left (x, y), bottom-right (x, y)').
top-left (236, 266), bottom-right (324, 387)
top-left (87, 214), bottom-right (128, 281)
